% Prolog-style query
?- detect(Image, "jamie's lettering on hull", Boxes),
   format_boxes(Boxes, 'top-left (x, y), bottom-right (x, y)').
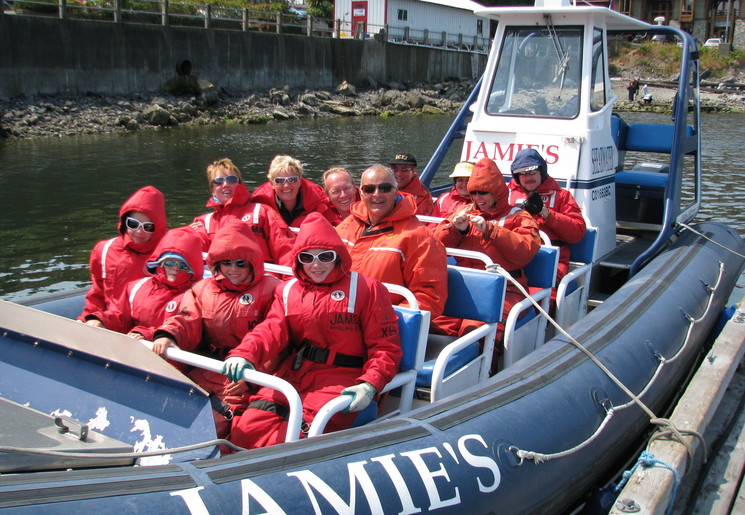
top-left (171, 434), bottom-right (501, 514)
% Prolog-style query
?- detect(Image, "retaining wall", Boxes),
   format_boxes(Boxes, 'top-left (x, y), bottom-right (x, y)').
top-left (0, 14), bottom-right (486, 98)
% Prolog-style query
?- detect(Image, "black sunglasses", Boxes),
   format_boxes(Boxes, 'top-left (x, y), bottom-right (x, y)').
top-left (360, 183), bottom-right (394, 195)
top-left (219, 259), bottom-right (248, 268)
top-left (469, 190), bottom-right (490, 196)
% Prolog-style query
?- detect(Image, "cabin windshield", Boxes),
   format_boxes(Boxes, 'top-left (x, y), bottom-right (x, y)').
top-left (486, 26), bottom-right (583, 118)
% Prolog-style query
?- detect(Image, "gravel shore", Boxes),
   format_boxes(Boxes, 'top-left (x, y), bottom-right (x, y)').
top-left (1, 78), bottom-right (743, 141)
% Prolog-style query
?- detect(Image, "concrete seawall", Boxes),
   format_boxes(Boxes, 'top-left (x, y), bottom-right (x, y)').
top-left (0, 14), bottom-right (486, 98)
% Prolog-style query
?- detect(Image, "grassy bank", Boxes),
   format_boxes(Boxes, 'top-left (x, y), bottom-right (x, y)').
top-left (610, 41), bottom-right (745, 81)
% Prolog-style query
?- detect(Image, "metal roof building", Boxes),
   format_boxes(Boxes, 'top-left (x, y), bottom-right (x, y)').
top-left (334, 0), bottom-right (489, 50)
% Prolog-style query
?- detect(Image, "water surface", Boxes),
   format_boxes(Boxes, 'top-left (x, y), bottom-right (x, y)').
top-left (1, 112), bottom-right (743, 300)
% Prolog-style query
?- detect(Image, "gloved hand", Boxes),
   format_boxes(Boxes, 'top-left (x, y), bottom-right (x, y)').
top-left (522, 191), bottom-right (544, 216)
top-left (223, 357), bottom-right (255, 383)
top-left (341, 382), bottom-right (377, 414)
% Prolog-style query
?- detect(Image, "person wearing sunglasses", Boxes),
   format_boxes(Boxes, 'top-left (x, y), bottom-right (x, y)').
top-left (251, 155), bottom-right (337, 228)
top-left (388, 152), bottom-right (434, 216)
top-left (190, 157), bottom-right (295, 267)
top-left (79, 185), bottom-right (167, 322)
top-left (336, 164), bottom-right (448, 319)
top-left (322, 166), bottom-right (360, 225)
top-left (508, 148), bottom-right (586, 283)
top-left (431, 157), bottom-right (541, 370)
top-left (153, 222), bottom-right (281, 439)
top-left (223, 213), bottom-right (402, 449)
top-left (84, 227), bottom-right (203, 342)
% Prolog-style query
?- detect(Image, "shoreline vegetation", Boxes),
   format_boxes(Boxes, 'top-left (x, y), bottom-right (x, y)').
top-left (1, 75), bottom-right (744, 141)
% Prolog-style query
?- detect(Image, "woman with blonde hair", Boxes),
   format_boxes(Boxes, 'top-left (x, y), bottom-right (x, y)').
top-left (190, 157), bottom-right (295, 266)
top-left (251, 155), bottom-right (337, 227)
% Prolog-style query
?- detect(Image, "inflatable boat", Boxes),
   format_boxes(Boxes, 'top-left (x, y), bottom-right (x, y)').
top-left (1, 1), bottom-right (743, 513)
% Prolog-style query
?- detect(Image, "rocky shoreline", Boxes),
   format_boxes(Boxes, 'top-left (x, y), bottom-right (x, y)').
top-left (1, 78), bottom-right (743, 141)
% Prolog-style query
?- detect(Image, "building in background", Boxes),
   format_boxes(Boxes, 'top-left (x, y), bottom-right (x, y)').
top-left (334, 0), bottom-right (489, 51)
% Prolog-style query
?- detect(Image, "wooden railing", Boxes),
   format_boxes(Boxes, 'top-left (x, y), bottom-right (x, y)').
top-left (2, 0), bottom-right (490, 53)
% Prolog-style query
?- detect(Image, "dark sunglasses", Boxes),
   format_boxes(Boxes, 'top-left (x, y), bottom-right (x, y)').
top-left (162, 259), bottom-right (192, 273)
top-left (514, 168), bottom-right (540, 176)
top-left (297, 250), bottom-right (337, 265)
top-left (360, 183), bottom-right (394, 195)
top-left (125, 217), bottom-right (156, 233)
top-left (469, 190), bottom-right (490, 196)
top-left (220, 259), bottom-right (248, 268)
top-left (272, 176), bottom-right (299, 185)
top-left (213, 175), bottom-right (239, 185)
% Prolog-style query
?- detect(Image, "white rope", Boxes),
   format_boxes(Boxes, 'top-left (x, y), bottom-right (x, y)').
top-left (496, 262), bottom-right (711, 465)
top-left (678, 222), bottom-right (745, 259)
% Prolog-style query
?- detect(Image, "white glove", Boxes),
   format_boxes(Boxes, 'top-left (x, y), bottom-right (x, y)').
top-left (223, 357), bottom-right (255, 383)
top-left (341, 382), bottom-right (377, 414)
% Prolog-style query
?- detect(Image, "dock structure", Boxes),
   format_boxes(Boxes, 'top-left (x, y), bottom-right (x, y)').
top-left (610, 296), bottom-right (745, 514)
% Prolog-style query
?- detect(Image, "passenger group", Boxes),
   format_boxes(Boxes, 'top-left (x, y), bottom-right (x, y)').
top-left (79, 149), bottom-right (585, 450)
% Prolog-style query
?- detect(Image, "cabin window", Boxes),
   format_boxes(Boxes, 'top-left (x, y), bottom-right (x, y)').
top-left (398, 9), bottom-right (408, 21)
top-left (590, 28), bottom-right (607, 111)
top-left (477, 20), bottom-right (483, 35)
top-left (486, 26), bottom-right (583, 119)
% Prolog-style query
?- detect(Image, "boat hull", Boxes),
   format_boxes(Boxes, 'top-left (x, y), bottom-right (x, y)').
top-left (1, 222), bottom-right (743, 514)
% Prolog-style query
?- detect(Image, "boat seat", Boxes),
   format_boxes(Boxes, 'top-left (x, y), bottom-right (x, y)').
top-left (308, 302), bottom-right (430, 436)
top-left (417, 264), bottom-right (505, 402)
top-left (622, 123), bottom-right (694, 153)
top-left (502, 245), bottom-right (559, 368)
top-left (555, 227), bottom-right (596, 328)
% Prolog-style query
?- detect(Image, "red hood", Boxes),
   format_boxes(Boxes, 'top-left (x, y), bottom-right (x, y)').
top-left (292, 212), bottom-right (351, 285)
top-left (467, 157), bottom-right (511, 218)
top-left (206, 221), bottom-right (265, 289)
top-left (117, 185), bottom-right (167, 254)
top-left (146, 226), bottom-right (205, 282)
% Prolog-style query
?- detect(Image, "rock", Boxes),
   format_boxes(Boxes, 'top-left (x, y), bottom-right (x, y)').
top-left (300, 93), bottom-right (318, 106)
top-left (337, 81), bottom-right (357, 97)
top-left (141, 104), bottom-right (171, 126)
top-left (422, 104), bottom-right (445, 115)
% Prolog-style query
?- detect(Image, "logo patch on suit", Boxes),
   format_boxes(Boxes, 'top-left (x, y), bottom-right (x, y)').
top-left (165, 301), bottom-right (178, 313)
top-left (330, 290), bottom-right (346, 301)
top-left (240, 294), bottom-right (254, 305)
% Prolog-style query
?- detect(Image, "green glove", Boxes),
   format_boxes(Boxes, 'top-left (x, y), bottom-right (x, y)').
top-left (340, 382), bottom-right (377, 414)
top-left (223, 357), bottom-right (255, 383)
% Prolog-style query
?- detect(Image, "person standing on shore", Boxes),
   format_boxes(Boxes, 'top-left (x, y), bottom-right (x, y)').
top-left (626, 78), bottom-right (640, 101)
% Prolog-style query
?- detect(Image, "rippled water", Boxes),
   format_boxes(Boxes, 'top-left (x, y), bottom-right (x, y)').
top-left (0, 112), bottom-right (743, 300)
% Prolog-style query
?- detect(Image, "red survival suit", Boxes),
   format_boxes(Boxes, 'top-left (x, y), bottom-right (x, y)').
top-left (191, 183), bottom-right (295, 266)
top-left (155, 223), bottom-right (281, 431)
top-left (252, 178), bottom-right (337, 228)
top-left (432, 158), bottom-right (540, 337)
top-left (400, 173), bottom-right (434, 216)
top-left (86, 227), bottom-right (204, 340)
top-left (228, 213), bottom-right (402, 449)
top-left (79, 186), bottom-right (167, 320)
top-left (432, 187), bottom-right (470, 219)
top-left (507, 176), bottom-right (586, 282)
top-left (335, 192), bottom-right (448, 318)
